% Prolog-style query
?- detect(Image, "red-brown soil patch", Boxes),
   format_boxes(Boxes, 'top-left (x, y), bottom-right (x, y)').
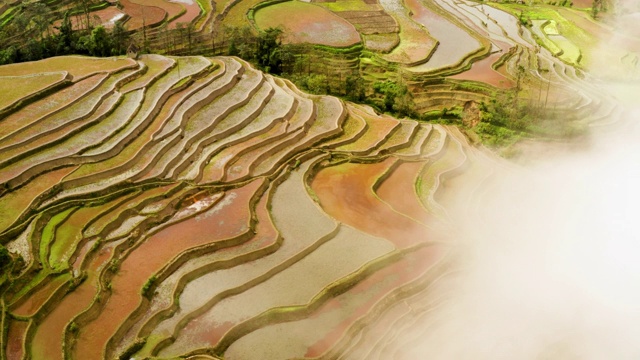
top-left (11, 274), bottom-right (69, 317)
top-left (6, 320), bottom-right (28, 360)
top-left (255, 1), bottom-right (360, 47)
top-left (304, 245), bottom-right (443, 357)
top-left (570, 0), bottom-right (592, 8)
top-left (51, 7), bottom-right (126, 30)
top-left (450, 52), bottom-right (514, 88)
top-left (121, 0), bottom-right (167, 30)
top-left (376, 161), bottom-right (432, 224)
top-left (119, 187), bottom-right (278, 352)
top-left (337, 10), bottom-right (397, 34)
top-left (133, 0), bottom-right (184, 28)
top-left (30, 243), bottom-right (118, 360)
top-left (0, 166), bottom-right (78, 234)
top-left (72, 180), bottom-right (262, 359)
top-left (311, 158), bottom-right (433, 248)
top-left (168, 0), bottom-right (202, 28)
top-left (92, 7), bottom-right (127, 28)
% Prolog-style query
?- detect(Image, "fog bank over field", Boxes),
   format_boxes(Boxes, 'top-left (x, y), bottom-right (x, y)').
top-left (394, 10), bottom-right (640, 354)
top-left (393, 90), bottom-right (640, 359)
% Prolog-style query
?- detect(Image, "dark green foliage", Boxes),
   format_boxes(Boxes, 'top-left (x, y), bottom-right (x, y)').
top-left (0, 10), bottom-right (130, 65)
top-left (141, 275), bottom-right (156, 298)
top-left (221, 25), bottom-right (297, 76)
top-left (372, 80), bottom-right (416, 117)
top-left (0, 244), bottom-right (11, 271)
top-left (473, 121), bottom-right (520, 147)
top-left (67, 272), bottom-right (88, 293)
top-left (298, 74), bottom-right (329, 94)
top-left (345, 74), bottom-right (365, 102)
top-left (0, 45), bottom-right (18, 64)
top-left (256, 27), bottom-right (284, 74)
top-left (68, 321), bottom-right (79, 335)
top-left (480, 93), bottom-right (530, 131)
top-left (518, 11), bottom-right (531, 26)
top-left (111, 22), bottom-right (127, 55)
top-left (22, 38), bottom-right (44, 61)
top-left (108, 259), bottom-right (119, 273)
top-left (56, 12), bottom-right (75, 55)
top-left (88, 26), bottom-right (112, 56)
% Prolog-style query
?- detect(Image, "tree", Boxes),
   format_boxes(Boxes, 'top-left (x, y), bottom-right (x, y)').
top-left (88, 26), bottom-right (112, 56)
top-left (111, 22), bottom-right (129, 55)
top-left (372, 79), bottom-right (416, 117)
top-left (0, 245), bottom-right (12, 271)
top-left (0, 45), bottom-right (18, 65)
top-left (305, 74), bottom-right (329, 94)
top-left (224, 25), bottom-right (256, 60)
top-left (345, 74), bottom-right (365, 101)
top-left (27, 2), bottom-right (52, 40)
top-left (56, 12), bottom-right (75, 55)
top-left (256, 27), bottom-right (283, 74)
top-left (185, 23), bottom-right (195, 52)
top-left (279, 44), bottom-right (296, 75)
top-left (21, 38), bottom-right (44, 61)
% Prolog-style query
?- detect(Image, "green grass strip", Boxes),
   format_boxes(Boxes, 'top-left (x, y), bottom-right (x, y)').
top-left (39, 208), bottom-right (76, 272)
top-left (0, 6), bottom-right (17, 27)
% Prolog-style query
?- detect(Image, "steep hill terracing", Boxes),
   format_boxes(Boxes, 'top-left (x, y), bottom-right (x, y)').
top-left (0, 54), bottom-right (508, 360)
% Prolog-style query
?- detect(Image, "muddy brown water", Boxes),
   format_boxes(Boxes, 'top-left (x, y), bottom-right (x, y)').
top-left (30, 241), bottom-right (117, 360)
top-left (376, 161), bottom-right (434, 225)
top-left (72, 179), bottom-right (261, 359)
top-left (303, 245), bottom-right (443, 357)
top-left (311, 158), bottom-right (434, 248)
top-left (6, 320), bottom-right (28, 360)
top-left (450, 52), bottom-right (514, 89)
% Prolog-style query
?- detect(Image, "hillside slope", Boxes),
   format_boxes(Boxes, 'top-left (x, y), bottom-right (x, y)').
top-left (0, 54), bottom-right (507, 360)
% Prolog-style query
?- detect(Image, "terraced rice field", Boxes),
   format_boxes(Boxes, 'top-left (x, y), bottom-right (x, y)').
top-left (0, 0), bottom-right (637, 354)
top-left (378, 0), bottom-right (437, 65)
top-left (0, 54), bottom-right (501, 359)
top-left (0, 0), bottom-right (629, 357)
top-left (449, 52), bottom-right (513, 88)
top-left (254, 1), bottom-right (361, 47)
top-left (404, 0), bottom-right (481, 73)
top-left (119, 0), bottom-right (167, 30)
top-left (169, 0), bottom-right (202, 28)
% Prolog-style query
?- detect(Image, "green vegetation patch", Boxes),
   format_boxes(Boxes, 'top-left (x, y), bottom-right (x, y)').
top-left (531, 20), bottom-right (563, 56)
top-left (551, 35), bottom-right (582, 64)
top-left (40, 208), bottom-right (76, 271)
top-left (491, 2), bottom-right (594, 65)
top-left (318, 0), bottom-right (375, 12)
top-left (0, 6), bottom-right (17, 26)
top-left (543, 19), bottom-right (560, 35)
top-left (0, 72), bottom-right (67, 110)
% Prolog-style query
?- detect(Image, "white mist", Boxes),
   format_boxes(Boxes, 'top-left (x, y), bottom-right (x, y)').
top-left (395, 97), bottom-right (640, 359)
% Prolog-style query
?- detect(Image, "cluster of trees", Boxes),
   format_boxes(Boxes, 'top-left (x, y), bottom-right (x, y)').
top-left (228, 27), bottom-right (280, 73)
top-left (217, 26), bottom-right (386, 108)
top-left (0, 244), bottom-right (24, 284)
top-left (372, 80), bottom-right (415, 117)
top-left (221, 26), bottom-right (295, 75)
top-left (0, 5), bottom-right (130, 65)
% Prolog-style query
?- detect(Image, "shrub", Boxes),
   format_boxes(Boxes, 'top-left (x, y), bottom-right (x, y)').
top-left (0, 245), bottom-right (11, 271)
top-left (141, 275), bottom-right (157, 298)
